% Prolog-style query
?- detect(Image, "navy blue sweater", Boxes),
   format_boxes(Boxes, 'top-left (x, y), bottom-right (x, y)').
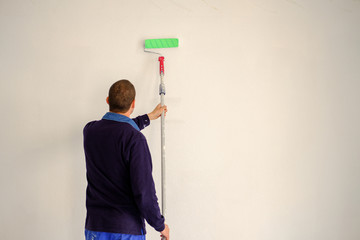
top-left (83, 113), bottom-right (165, 235)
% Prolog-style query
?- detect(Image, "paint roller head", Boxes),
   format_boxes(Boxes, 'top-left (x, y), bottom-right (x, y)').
top-left (144, 38), bottom-right (179, 49)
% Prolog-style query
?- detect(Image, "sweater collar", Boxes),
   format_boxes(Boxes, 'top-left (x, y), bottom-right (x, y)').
top-left (102, 112), bottom-right (140, 131)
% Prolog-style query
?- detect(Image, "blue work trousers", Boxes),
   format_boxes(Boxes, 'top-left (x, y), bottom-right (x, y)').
top-left (85, 229), bottom-right (145, 240)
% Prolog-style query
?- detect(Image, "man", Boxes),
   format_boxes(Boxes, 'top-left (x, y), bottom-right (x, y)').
top-left (83, 79), bottom-right (170, 240)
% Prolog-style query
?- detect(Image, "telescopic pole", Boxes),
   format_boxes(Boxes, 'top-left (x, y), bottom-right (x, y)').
top-left (158, 56), bottom-right (166, 220)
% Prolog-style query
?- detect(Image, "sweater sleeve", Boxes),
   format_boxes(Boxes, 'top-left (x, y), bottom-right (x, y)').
top-left (132, 114), bottom-right (150, 131)
top-left (129, 135), bottom-right (165, 232)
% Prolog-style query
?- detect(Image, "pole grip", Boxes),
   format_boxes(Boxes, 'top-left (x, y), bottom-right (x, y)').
top-left (159, 56), bottom-right (164, 75)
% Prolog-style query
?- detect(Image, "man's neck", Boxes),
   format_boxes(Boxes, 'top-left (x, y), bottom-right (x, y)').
top-left (109, 111), bottom-right (131, 118)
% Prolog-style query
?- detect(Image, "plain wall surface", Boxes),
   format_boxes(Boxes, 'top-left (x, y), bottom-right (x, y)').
top-left (1, 0), bottom-right (360, 239)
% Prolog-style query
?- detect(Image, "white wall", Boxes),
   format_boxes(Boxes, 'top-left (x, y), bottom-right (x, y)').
top-left (1, 0), bottom-right (360, 239)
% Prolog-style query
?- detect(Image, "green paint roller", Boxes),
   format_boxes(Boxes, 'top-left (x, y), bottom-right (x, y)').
top-left (144, 38), bottom-right (179, 236)
top-left (144, 38), bottom-right (179, 76)
top-left (145, 38), bottom-right (179, 49)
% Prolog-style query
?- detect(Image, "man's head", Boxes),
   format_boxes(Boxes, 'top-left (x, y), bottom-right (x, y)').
top-left (107, 79), bottom-right (136, 114)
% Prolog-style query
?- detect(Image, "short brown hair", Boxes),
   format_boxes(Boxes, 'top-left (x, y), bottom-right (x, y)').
top-left (108, 80), bottom-right (136, 113)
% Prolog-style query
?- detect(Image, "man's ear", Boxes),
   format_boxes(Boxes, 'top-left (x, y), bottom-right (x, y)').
top-left (131, 100), bottom-right (135, 109)
top-left (106, 97), bottom-right (109, 105)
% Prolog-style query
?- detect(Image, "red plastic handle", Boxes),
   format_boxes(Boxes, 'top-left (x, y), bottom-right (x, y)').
top-left (159, 56), bottom-right (164, 75)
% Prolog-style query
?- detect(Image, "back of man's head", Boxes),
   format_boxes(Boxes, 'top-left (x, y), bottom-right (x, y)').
top-left (108, 79), bottom-right (136, 113)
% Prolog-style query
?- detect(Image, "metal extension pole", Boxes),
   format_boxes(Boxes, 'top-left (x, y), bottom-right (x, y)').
top-left (160, 78), bottom-right (166, 218)
top-left (158, 56), bottom-right (166, 219)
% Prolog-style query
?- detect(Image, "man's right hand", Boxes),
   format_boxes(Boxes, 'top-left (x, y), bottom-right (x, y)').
top-left (148, 104), bottom-right (168, 120)
top-left (160, 224), bottom-right (170, 240)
